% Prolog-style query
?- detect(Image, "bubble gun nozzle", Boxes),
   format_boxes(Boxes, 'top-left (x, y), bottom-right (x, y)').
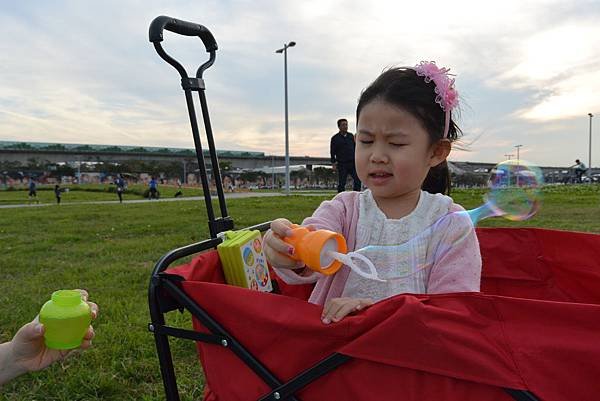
top-left (283, 225), bottom-right (347, 275)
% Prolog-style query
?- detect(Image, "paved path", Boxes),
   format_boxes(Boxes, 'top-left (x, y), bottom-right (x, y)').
top-left (0, 191), bottom-right (331, 209)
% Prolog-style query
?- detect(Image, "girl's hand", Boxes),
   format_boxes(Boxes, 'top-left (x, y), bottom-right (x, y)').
top-left (263, 218), bottom-right (305, 270)
top-left (321, 297), bottom-right (373, 324)
top-left (10, 289), bottom-right (98, 374)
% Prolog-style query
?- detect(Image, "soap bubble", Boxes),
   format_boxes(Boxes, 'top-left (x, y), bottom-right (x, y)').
top-left (484, 159), bottom-right (543, 221)
top-left (328, 159), bottom-right (543, 284)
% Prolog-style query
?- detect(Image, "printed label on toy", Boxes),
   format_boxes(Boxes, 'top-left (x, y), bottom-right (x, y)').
top-left (240, 236), bottom-right (272, 292)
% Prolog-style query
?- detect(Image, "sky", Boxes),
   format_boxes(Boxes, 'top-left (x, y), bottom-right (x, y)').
top-left (1, 0), bottom-right (600, 167)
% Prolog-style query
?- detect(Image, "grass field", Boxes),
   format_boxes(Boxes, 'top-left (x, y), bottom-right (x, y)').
top-left (0, 185), bottom-right (598, 400)
top-left (0, 185), bottom-right (300, 206)
top-left (0, 184), bottom-right (214, 205)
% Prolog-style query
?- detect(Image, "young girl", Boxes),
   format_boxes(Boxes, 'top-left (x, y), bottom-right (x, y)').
top-left (263, 62), bottom-right (481, 324)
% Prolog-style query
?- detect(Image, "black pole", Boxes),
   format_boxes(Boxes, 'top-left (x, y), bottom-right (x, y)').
top-left (183, 88), bottom-right (217, 234)
top-left (197, 89), bottom-right (229, 219)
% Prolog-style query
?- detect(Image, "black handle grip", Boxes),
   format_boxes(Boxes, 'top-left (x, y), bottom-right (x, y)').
top-left (149, 16), bottom-right (218, 52)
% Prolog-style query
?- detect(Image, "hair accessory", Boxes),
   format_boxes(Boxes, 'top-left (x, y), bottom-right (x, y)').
top-left (414, 61), bottom-right (458, 138)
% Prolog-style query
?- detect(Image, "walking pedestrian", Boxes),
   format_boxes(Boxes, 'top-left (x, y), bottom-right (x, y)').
top-left (115, 174), bottom-right (126, 203)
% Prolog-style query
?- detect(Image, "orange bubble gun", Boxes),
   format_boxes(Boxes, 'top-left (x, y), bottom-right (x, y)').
top-left (283, 224), bottom-right (348, 275)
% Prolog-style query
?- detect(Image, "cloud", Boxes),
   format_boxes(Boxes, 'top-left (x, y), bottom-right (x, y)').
top-left (1, 0), bottom-right (599, 166)
top-left (495, 22), bottom-right (600, 121)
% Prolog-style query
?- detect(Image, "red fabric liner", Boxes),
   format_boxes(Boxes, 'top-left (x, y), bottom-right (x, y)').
top-left (165, 227), bottom-right (600, 401)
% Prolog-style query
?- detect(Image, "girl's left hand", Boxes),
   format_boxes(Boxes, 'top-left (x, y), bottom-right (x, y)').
top-left (321, 297), bottom-right (373, 324)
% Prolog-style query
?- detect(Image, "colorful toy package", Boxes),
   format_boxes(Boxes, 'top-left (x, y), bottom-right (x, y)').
top-left (217, 230), bottom-right (273, 292)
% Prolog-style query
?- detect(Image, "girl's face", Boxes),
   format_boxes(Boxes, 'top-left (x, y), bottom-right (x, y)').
top-left (355, 100), bottom-right (449, 200)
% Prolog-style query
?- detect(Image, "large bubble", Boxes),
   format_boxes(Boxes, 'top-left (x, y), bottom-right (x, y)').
top-left (327, 159), bottom-right (544, 284)
top-left (467, 159), bottom-right (544, 224)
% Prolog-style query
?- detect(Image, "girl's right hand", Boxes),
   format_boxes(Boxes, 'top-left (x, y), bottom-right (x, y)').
top-left (263, 218), bottom-right (306, 270)
top-left (321, 297), bottom-right (373, 324)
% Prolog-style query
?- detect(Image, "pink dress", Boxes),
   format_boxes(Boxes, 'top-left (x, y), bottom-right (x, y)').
top-left (273, 190), bottom-right (482, 305)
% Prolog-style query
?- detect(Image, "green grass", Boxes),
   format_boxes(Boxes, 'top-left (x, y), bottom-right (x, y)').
top-left (74, 184), bottom-right (208, 198)
top-left (0, 186), bottom-right (141, 205)
top-left (0, 184), bottom-right (296, 205)
top-left (0, 185), bottom-right (598, 400)
top-left (453, 184), bottom-right (600, 232)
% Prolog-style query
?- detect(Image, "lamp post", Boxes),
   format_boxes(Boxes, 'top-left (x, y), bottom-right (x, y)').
top-left (76, 156), bottom-right (81, 183)
top-left (514, 145), bottom-right (523, 187)
top-left (504, 153), bottom-right (514, 160)
top-left (589, 113), bottom-right (593, 173)
top-left (514, 145), bottom-right (523, 163)
top-left (275, 41), bottom-right (296, 195)
top-left (271, 155), bottom-right (275, 189)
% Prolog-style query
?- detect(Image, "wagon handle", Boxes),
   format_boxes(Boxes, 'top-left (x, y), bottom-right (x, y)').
top-left (149, 16), bottom-right (232, 238)
top-left (149, 16), bottom-right (217, 51)
top-left (149, 15), bottom-right (217, 78)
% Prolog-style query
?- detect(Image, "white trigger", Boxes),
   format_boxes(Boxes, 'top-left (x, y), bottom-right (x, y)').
top-left (326, 251), bottom-right (385, 282)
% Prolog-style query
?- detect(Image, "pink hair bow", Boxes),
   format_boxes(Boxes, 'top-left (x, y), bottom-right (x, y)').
top-left (414, 61), bottom-right (459, 138)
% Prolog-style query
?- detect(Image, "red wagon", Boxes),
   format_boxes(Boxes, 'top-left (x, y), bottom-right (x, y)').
top-left (147, 16), bottom-right (600, 401)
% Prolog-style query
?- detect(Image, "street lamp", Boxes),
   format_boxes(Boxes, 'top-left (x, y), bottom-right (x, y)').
top-left (275, 41), bottom-right (296, 195)
top-left (504, 153), bottom-right (514, 160)
top-left (514, 145), bottom-right (523, 163)
top-left (271, 155), bottom-right (275, 190)
top-left (76, 156), bottom-right (81, 183)
top-left (588, 113), bottom-right (593, 173)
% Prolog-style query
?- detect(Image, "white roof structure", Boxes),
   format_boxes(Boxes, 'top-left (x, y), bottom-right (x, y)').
top-left (447, 161), bottom-right (467, 175)
top-left (250, 165), bottom-right (315, 174)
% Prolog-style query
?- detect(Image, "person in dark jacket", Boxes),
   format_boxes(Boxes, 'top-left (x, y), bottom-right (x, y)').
top-left (54, 184), bottom-right (62, 204)
top-left (115, 174), bottom-right (126, 203)
top-left (330, 118), bottom-right (361, 192)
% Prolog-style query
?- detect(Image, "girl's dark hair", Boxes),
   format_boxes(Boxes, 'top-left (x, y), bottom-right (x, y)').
top-left (356, 67), bottom-right (461, 195)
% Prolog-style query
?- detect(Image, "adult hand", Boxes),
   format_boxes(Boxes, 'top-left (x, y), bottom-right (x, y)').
top-left (9, 290), bottom-right (98, 374)
top-left (263, 218), bottom-right (313, 270)
top-left (321, 297), bottom-right (373, 324)
top-left (331, 162), bottom-right (337, 172)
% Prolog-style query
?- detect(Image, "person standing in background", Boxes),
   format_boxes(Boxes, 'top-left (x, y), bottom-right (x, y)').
top-left (330, 118), bottom-right (361, 192)
top-left (28, 178), bottom-right (39, 204)
top-left (149, 177), bottom-right (159, 200)
top-left (115, 174), bottom-right (126, 203)
top-left (54, 184), bottom-right (62, 204)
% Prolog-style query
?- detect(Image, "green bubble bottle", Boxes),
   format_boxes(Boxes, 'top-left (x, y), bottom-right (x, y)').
top-left (39, 290), bottom-right (91, 350)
